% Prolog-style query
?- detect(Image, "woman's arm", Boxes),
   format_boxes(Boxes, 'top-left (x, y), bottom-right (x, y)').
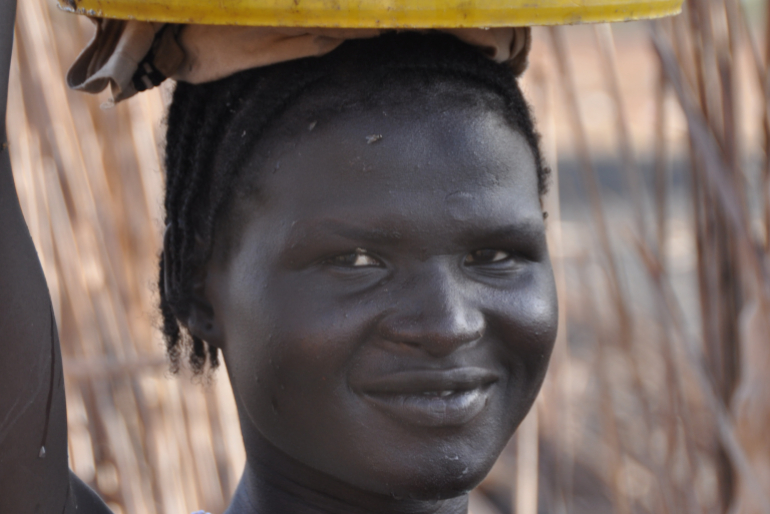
top-left (1, 2), bottom-right (108, 512)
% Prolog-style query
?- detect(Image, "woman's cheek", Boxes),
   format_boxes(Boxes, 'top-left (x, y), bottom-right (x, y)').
top-left (256, 278), bottom-right (377, 390)
top-left (494, 266), bottom-right (558, 372)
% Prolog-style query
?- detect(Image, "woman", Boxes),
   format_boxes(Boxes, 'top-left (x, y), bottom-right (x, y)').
top-left (0, 0), bottom-right (558, 512)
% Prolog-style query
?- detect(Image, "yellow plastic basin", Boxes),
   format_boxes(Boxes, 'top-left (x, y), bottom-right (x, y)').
top-left (57, 0), bottom-right (683, 27)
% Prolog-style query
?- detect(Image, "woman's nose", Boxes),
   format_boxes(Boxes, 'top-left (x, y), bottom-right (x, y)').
top-left (377, 263), bottom-right (485, 357)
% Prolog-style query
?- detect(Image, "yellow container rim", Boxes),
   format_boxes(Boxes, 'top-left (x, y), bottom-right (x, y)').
top-left (57, 0), bottom-right (683, 28)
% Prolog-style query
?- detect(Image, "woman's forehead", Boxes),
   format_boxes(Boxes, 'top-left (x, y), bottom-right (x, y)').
top-left (243, 75), bottom-right (510, 159)
top-left (253, 104), bottom-right (539, 204)
top-left (209, 105), bottom-right (544, 259)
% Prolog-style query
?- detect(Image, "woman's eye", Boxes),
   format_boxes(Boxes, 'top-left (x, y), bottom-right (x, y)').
top-left (464, 249), bottom-right (511, 265)
top-left (328, 249), bottom-right (381, 268)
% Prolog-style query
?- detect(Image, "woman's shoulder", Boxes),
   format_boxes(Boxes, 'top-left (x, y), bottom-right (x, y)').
top-left (67, 472), bottom-right (113, 513)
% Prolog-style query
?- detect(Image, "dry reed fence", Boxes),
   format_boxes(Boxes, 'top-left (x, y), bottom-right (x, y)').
top-left (6, 0), bottom-right (770, 513)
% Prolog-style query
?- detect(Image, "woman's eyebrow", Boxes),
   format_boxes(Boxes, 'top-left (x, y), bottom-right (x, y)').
top-left (285, 219), bottom-right (405, 247)
top-left (284, 218), bottom-right (544, 249)
top-left (466, 220), bottom-right (545, 241)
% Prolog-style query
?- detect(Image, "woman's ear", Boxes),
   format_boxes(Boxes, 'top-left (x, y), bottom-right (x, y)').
top-left (185, 275), bottom-right (225, 349)
top-left (168, 225), bottom-right (225, 349)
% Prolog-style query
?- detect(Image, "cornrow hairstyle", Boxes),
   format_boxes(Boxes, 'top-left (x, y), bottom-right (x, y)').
top-left (160, 32), bottom-right (550, 374)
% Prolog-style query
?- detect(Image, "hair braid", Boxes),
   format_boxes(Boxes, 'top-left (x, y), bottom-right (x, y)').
top-left (160, 83), bottom-right (208, 373)
top-left (171, 77), bottom-right (258, 374)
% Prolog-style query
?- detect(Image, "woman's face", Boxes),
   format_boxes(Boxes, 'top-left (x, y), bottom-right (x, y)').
top-left (205, 100), bottom-right (558, 500)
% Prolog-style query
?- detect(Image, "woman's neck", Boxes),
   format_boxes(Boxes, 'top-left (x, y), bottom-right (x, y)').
top-left (225, 432), bottom-right (469, 514)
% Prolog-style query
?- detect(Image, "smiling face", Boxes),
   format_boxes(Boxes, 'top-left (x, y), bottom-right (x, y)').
top-left (203, 90), bottom-right (558, 501)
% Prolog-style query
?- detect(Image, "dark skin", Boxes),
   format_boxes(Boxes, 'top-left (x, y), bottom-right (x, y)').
top-left (0, 1), bottom-right (558, 511)
top-left (0, 1), bottom-right (82, 512)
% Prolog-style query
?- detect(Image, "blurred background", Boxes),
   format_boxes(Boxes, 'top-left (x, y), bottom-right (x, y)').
top-left (7, 1), bottom-right (770, 513)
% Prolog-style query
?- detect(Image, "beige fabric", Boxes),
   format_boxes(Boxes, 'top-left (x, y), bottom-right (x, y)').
top-left (68, 19), bottom-right (531, 103)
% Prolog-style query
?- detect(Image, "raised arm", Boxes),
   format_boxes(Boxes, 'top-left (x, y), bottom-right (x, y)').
top-left (0, 3), bottom-right (108, 512)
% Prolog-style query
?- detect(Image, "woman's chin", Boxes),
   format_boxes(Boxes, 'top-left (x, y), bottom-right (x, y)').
top-left (382, 478), bottom-right (482, 502)
top-left (366, 458), bottom-right (494, 502)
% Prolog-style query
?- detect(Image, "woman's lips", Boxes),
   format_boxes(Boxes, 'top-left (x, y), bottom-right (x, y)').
top-left (356, 367), bottom-right (498, 427)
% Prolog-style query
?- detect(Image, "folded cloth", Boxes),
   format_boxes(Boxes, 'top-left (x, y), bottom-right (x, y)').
top-left (67, 20), bottom-right (531, 103)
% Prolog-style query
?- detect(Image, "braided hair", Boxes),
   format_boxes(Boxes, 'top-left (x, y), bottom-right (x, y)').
top-left (160, 32), bottom-right (550, 374)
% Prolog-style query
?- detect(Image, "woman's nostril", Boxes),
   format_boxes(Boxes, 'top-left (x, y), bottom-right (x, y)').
top-left (380, 316), bottom-right (485, 358)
